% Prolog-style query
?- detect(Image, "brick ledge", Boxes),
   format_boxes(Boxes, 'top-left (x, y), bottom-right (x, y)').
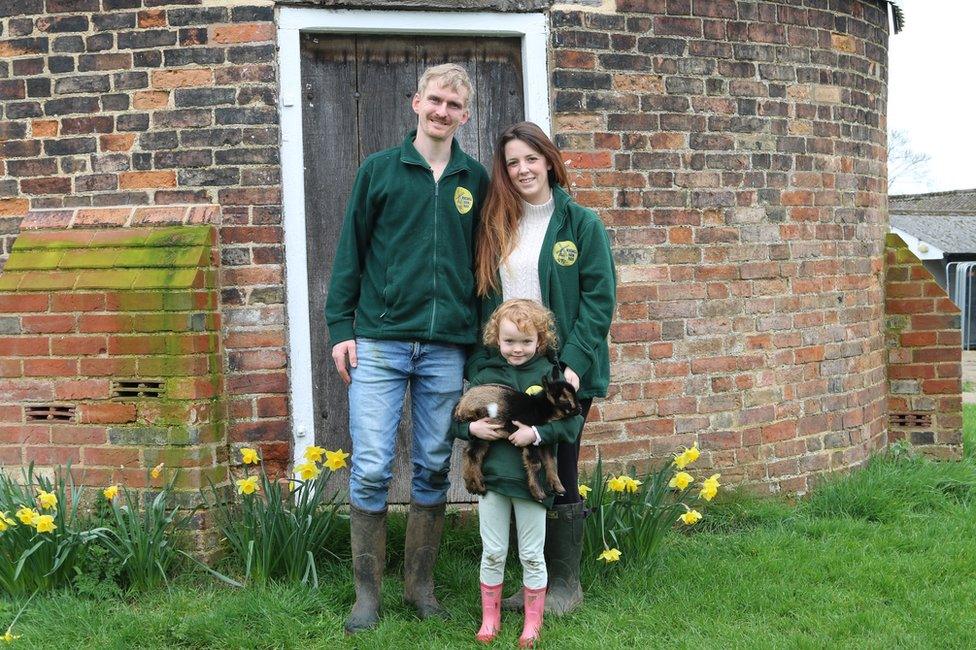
top-left (21, 206), bottom-right (220, 230)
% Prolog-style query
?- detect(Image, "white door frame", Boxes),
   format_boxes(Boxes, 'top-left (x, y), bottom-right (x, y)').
top-left (277, 7), bottom-right (551, 468)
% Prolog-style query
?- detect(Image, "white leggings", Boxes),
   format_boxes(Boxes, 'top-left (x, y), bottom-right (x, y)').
top-left (478, 490), bottom-right (547, 589)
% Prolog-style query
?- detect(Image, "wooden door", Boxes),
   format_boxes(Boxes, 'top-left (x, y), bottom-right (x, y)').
top-left (300, 35), bottom-right (525, 503)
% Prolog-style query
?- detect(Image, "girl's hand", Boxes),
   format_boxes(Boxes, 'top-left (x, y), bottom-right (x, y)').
top-left (564, 366), bottom-right (580, 391)
top-left (470, 418), bottom-right (505, 440)
top-left (508, 420), bottom-right (536, 447)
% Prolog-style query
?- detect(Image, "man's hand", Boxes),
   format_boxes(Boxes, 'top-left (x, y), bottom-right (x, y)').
top-left (564, 366), bottom-right (580, 391)
top-left (508, 420), bottom-right (536, 447)
top-left (331, 340), bottom-right (358, 384)
top-left (470, 418), bottom-right (505, 440)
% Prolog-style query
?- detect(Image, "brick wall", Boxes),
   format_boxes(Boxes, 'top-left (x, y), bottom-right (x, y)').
top-left (551, 0), bottom-right (892, 493)
top-left (0, 1), bottom-right (289, 474)
top-left (884, 234), bottom-right (963, 458)
top-left (0, 206), bottom-right (225, 489)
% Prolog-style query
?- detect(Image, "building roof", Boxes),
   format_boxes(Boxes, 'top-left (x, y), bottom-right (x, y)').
top-left (890, 214), bottom-right (976, 255)
top-left (890, 189), bottom-right (976, 215)
top-left (889, 1), bottom-right (904, 33)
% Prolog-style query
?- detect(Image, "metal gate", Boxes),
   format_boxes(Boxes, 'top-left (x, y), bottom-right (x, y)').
top-left (947, 261), bottom-right (976, 349)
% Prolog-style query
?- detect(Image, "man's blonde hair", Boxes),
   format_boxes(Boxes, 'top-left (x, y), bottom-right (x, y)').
top-left (417, 63), bottom-right (473, 107)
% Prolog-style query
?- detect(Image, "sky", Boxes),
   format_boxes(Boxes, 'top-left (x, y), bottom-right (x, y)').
top-left (887, 0), bottom-right (976, 195)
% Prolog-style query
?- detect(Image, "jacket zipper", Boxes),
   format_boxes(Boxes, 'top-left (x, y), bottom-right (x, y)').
top-left (429, 177), bottom-right (439, 339)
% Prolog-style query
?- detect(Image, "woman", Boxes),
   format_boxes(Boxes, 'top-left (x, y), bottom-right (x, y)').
top-left (469, 121), bottom-right (616, 615)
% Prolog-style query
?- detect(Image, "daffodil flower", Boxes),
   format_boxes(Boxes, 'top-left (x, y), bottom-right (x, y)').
top-left (103, 485), bottom-right (119, 501)
top-left (37, 489), bottom-right (57, 510)
top-left (679, 509), bottom-right (702, 525)
top-left (324, 448), bottom-right (350, 471)
top-left (668, 471), bottom-right (694, 491)
top-left (303, 445), bottom-right (325, 463)
top-left (0, 512), bottom-right (14, 532)
top-left (241, 447), bottom-right (260, 465)
top-left (622, 476), bottom-right (643, 494)
top-left (296, 461), bottom-right (321, 481)
top-left (699, 473), bottom-right (721, 501)
top-left (34, 514), bottom-right (56, 533)
top-left (15, 507), bottom-right (38, 526)
top-left (151, 462), bottom-right (165, 479)
top-left (578, 484), bottom-right (591, 499)
top-left (236, 476), bottom-right (260, 495)
top-left (673, 443), bottom-right (700, 469)
top-left (1, 629), bottom-right (20, 644)
top-left (607, 476), bottom-right (626, 492)
top-left (598, 548), bottom-right (621, 563)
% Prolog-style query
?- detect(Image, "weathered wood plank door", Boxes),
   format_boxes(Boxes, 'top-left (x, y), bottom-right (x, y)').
top-left (300, 35), bottom-right (524, 503)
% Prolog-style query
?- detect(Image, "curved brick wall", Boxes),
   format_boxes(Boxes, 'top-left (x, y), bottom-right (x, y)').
top-left (553, 0), bottom-right (891, 493)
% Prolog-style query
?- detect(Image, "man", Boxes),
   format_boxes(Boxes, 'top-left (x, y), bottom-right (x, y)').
top-left (326, 63), bottom-right (489, 634)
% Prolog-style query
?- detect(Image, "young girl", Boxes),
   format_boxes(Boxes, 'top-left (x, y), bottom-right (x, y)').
top-left (451, 299), bottom-right (583, 647)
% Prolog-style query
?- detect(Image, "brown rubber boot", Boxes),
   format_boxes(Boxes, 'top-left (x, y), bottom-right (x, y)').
top-left (502, 502), bottom-right (585, 615)
top-left (344, 505), bottom-right (387, 635)
top-left (403, 501), bottom-right (449, 619)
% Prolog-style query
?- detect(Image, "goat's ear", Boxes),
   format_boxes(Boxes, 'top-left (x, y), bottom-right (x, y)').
top-left (541, 373), bottom-right (550, 388)
top-left (551, 365), bottom-right (561, 382)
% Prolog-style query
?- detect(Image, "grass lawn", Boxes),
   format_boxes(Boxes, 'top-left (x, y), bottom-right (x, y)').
top-left (964, 403), bottom-right (976, 458)
top-left (3, 453), bottom-right (975, 649)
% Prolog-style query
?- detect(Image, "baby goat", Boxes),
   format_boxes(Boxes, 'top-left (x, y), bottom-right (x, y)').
top-left (454, 366), bottom-right (581, 502)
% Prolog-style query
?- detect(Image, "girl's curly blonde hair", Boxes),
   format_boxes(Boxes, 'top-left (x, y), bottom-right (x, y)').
top-left (483, 299), bottom-right (558, 354)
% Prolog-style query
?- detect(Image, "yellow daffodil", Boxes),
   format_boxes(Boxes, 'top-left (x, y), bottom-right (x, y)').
top-left (303, 445), bottom-right (325, 463)
top-left (622, 476), bottom-right (643, 494)
top-left (236, 476), bottom-right (260, 495)
top-left (34, 514), bottom-right (56, 533)
top-left (699, 473), bottom-right (721, 501)
top-left (668, 471), bottom-right (694, 491)
top-left (679, 509), bottom-right (702, 525)
top-left (0, 512), bottom-right (14, 532)
top-left (324, 448), bottom-right (350, 471)
top-left (151, 462), bottom-right (164, 479)
top-left (15, 507), bottom-right (38, 526)
top-left (37, 489), bottom-right (57, 510)
top-left (296, 461), bottom-right (321, 481)
top-left (241, 447), bottom-right (260, 465)
top-left (578, 484), bottom-right (591, 499)
top-left (598, 547), bottom-right (621, 563)
top-left (103, 485), bottom-right (119, 501)
top-left (524, 384), bottom-right (543, 395)
top-left (607, 476), bottom-right (626, 492)
top-left (673, 443), bottom-right (700, 469)
top-left (1, 629), bottom-right (20, 644)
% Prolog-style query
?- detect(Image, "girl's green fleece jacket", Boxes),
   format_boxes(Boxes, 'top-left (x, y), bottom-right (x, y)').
top-left (450, 353), bottom-right (583, 507)
top-left (466, 184), bottom-right (616, 399)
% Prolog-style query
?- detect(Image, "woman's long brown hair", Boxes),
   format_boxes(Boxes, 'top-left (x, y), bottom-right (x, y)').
top-left (475, 122), bottom-right (570, 297)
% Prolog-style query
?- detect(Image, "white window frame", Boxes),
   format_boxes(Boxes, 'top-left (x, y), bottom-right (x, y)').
top-left (277, 7), bottom-right (551, 467)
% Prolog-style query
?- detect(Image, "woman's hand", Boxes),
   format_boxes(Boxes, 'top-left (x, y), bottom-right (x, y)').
top-left (508, 420), bottom-right (536, 447)
top-left (469, 418), bottom-right (505, 440)
top-left (564, 366), bottom-right (580, 391)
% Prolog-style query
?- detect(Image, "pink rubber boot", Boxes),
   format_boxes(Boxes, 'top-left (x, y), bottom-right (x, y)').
top-left (518, 586), bottom-right (546, 648)
top-left (476, 582), bottom-right (503, 644)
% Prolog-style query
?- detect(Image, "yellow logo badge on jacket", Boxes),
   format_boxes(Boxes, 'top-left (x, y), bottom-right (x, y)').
top-left (553, 240), bottom-right (578, 266)
top-left (454, 187), bottom-right (474, 214)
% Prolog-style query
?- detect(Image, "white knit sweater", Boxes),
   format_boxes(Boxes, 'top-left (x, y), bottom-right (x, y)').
top-left (500, 194), bottom-right (554, 303)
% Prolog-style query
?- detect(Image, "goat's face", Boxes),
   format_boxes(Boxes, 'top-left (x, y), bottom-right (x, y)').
top-left (543, 378), bottom-right (581, 419)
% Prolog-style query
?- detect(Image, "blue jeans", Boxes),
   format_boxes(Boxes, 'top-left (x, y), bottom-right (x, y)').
top-left (347, 338), bottom-right (465, 512)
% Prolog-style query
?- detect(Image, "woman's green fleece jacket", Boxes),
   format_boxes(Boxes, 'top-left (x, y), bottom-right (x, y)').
top-left (467, 184), bottom-right (617, 399)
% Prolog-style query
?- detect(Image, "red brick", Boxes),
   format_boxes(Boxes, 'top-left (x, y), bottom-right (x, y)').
top-left (21, 314), bottom-right (76, 334)
top-left (54, 379), bottom-right (110, 400)
top-left (79, 357), bottom-right (137, 376)
top-left (78, 403), bottom-right (137, 425)
top-left (50, 426), bottom-right (107, 445)
top-left (23, 359), bottom-right (78, 377)
top-left (256, 395), bottom-right (288, 418)
top-left (0, 295), bottom-right (48, 313)
top-left (85, 446), bottom-right (141, 467)
top-left (761, 420), bottom-right (796, 444)
top-left (0, 337), bottom-right (50, 356)
top-left (0, 424), bottom-right (50, 445)
top-left (51, 292), bottom-right (107, 312)
top-left (52, 336), bottom-right (107, 356)
top-left (27, 446), bottom-right (82, 466)
top-left (210, 23), bottom-right (275, 44)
